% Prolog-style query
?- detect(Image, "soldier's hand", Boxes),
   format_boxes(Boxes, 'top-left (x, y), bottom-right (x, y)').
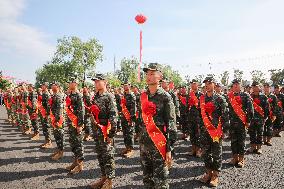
top-left (165, 152), bottom-right (172, 168)
top-left (76, 126), bottom-right (83, 134)
top-left (245, 123), bottom-right (250, 128)
top-left (106, 137), bottom-right (112, 145)
top-left (272, 116), bottom-right (276, 122)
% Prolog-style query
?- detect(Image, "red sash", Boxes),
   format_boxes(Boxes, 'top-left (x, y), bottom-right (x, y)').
top-left (120, 96), bottom-right (131, 122)
top-left (179, 95), bottom-right (187, 106)
top-left (140, 92), bottom-right (167, 160)
top-left (37, 96), bottom-right (47, 118)
top-left (50, 111), bottom-right (63, 128)
top-left (189, 91), bottom-right (198, 108)
top-left (5, 98), bottom-right (11, 110)
top-left (90, 104), bottom-right (111, 139)
top-left (278, 100), bottom-right (282, 109)
top-left (21, 100), bottom-right (28, 114)
top-left (200, 95), bottom-right (222, 143)
top-left (228, 92), bottom-right (247, 126)
top-left (252, 98), bottom-right (264, 117)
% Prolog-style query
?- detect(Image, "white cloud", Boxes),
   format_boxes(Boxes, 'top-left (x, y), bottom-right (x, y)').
top-left (0, 0), bottom-right (54, 81)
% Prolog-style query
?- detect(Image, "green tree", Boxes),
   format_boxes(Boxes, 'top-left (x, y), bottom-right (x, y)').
top-left (250, 70), bottom-right (266, 83)
top-left (269, 69), bottom-right (284, 85)
top-left (35, 36), bottom-right (103, 88)
top-left (161, 65), bottom-right (184, 87)
top-left (220, 71), bottom-right (229, 87)
top-left (233, 69), bottom-right (244, 81)
top-left (194, 74), bottom-right (205, 83)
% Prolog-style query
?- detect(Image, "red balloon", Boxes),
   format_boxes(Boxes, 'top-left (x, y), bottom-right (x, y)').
top-left (135, 14), bottom-right (147, 24)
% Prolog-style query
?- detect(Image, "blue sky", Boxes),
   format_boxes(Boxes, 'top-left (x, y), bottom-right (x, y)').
top-left (1, 0), bottom-right (284, 83)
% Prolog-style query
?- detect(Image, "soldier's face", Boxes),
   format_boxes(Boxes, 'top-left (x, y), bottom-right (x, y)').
top-left (123, 85), bottom-right (130, 92)
top-left (274, 88), bottom-right (280, 94)
top-left (232, 83), bottom-right (240, 92)
top-left (191, 83), bottom-right (198, 91)
top-left (161, 82), bottom-right (168, 90)
top-left (41, 85), bottom-right (47, 91)
top-left (252, 86), bottom-right (260, 93)
top-left (146, 70), bottom-right (162, 85)
top-left (69, 82), bottom-right (77, 90)
top-left (215, 86), bottom-right (222, 93)
top-left (264, 85), bottom-right (270, 93)
top-left (205, 81), bottom-right (214, 92)
top-left (51, 85), bottom-right (58, 93)
top-left (95, 80), bottom-right (106, 90)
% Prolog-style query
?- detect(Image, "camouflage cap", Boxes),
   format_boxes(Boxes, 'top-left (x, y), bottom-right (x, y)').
top-left (231, 79), bottom-right (241, 84)
top-left (91, 73), bottom-right (106, 81)
top-left (51, 81), bottom-right (60, 87)
top-left (69, 77), bottom-right (79, 84)
top-left (41, 82), bottom-right (49, 86)
top-left (263, 82), bottom-right (270, 87)
top-left (203, 75), bottom-right (216, 83)
top-left (143, 63), bottom-right (162, 72)
top-left (251, 81), bottom-right (260, 87)
top-left (190, 79), bottom-right (198, 84)
top-left (215, 82), bottom-right (223, 87)
top-left (274, 84), bottom-right (280, 89)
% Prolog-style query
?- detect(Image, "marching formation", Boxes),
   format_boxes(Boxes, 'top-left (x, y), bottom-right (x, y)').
top-left (2, 63), bottom-right (284, 189)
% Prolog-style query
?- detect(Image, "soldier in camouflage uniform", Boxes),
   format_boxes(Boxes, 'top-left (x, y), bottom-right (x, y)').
top-left (4, 89), bottom-right (13, 123)
top-left (227, 79), bottom-right (254, 168)
top-left (249, 81), bottom-right (269, 154)
top-left (11, 88), bottom-right (19, 127)
top-left (82, 87), bottom-right (93, 141)
top-left (89, 74), bottom-right (118, 189)
top-left (178, 85), bottom-right (190, 141)
top-left (199, 76), bottom-right (229, 187)
top-left (188, 79), bottom-right (203, 157)
top-left (114, 87), bottom-right (122, 132)
top-left (263, 83), bottom-right (278, 145)
top-left (139, 63), bottom-right (177, 189)
top-left (273, 84), bottom-right (284, 137)
top-left (65, 78), bottom-right (85, 174)
top-left (38, 82), bottom-right (53, 148)
top-left (49, 82), bottom-right (65, 161)
top-left (120, 83), bottom-right (136, 158)
top-left (20, 84), bottom-right (32, 135)
top-left (131, 84), bottom-right (141, 142)
top-left (27, 84), bottom-right (40, 140)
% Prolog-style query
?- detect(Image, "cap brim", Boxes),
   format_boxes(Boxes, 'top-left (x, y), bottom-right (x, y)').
top-left (143, 68), bottom-right (160, 72)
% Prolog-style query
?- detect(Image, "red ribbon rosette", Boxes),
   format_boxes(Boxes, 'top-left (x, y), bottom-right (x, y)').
top-left (38, 95), bottom-right (42, 102)
top-left (268, 98), bottom-right (273, 103)
top-left (48, 98), bottom-right (53, 106)
top-left (253, 98), bottom-right (261, 105)
top-left (142, 101), bottom-right (156, 116)
top-left (205, 102), bottom-right (215, 117)
top-left (65, 96), bottom-right (71, 107)
top-left (235, 96), bottom-right (242, 106)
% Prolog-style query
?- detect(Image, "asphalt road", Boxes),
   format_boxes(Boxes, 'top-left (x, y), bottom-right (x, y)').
top-left (0, 106), bottom-right (283, 189)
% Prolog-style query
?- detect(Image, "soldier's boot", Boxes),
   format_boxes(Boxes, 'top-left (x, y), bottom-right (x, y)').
top-left (24, 128), bottom-right (32, 135)
top-left (195, 148), bottom-right (203, 158)
top-left (237, 155), bottom-right (245, 168)
top-left (189, 145), bottom-right (196, 156)
top-left (101, 178), bottom-right (112, 189)
top-left (40, 140), bottom-right (53, 149)
top-left (199, 168), bottom-right (212, 183)
top-left (275, 130), bottom-right (281, 137)
top-left (120, 148), bottom-right (129, 156)
top-left (69, 159), bottom-right (83, 174)
top-left (123, 148), bottom-right (134, 158)
top-left (89, 176), bottom-right (107, 189)
top-left (31, 132), bottom-right (40, 140)
top-left (266, 137), bottom-right (272, 146)
top-left (51, 150), bottom-right (64, 160)
top-left (66, 159), bottom-right (77, 171)
top-left (50, 149), bottom-right (59, 158)
top-left (229, 154), bottom-right (239, 165)
top-left (263, 136), bottom-right (267, 144)
top-left (248, 144), bottom-right (257, 153)
top-left (209, 171), bottom-right (219, 187)
top-left (256, 144), bottom-right (262, 154)
top-left (83, 134), bottom-right (93, 141)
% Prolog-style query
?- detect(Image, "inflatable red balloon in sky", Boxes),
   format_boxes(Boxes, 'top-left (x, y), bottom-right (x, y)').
top-left (135, 14), bottom-right (147, 82)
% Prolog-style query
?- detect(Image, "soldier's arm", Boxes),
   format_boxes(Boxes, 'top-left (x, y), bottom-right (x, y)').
top-left (244, 93), bottom-right (254, 123)
top-left (173, 93), bottom-right (180, 118)
top-left (272, 95), bottom-right (278, 115)
top-left (164, 94), bottom-right (177, 153)
top-left (54, 95), bottom-right (62, 122)
top-left (263, 96), bottom-right (269, 119)
top-left (219, 96), bottom-right (229, 128)
top-left (76, 93), bottom-right (85, 127)
top-left (32, 93), bottom-right (38, 112)
top-left (108, 94), bottom-right (118, 138)
top-left (129, 93), bottom-right (137, 120)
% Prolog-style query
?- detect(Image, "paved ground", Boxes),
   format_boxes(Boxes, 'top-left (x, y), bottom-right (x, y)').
top-left (0, 106), bottom-right (283, 189)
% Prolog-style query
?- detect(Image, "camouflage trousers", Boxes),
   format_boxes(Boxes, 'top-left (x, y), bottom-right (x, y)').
top-left (179, 114), bottom-right (189, 135)
top-left (53, 126), bottom-right (64, 150)
top-left (28, 111), bottom-right (39, 133)
top-left (83, 114), bottom-right (92, 135)
top-left (117, 117), bottom-right (122, 130)
top-left (229, 121), bottom-right (246, 155)
top-left (200, 129), bottom-right (222, 172)
top-left (6, 108), bottom-right (12, 120)
top-left (94, 134), bottom-right (115, 179)
top-left (248, 119), bottom-right (264, 144)
top-left (68, 125), bottom-right (84, 160)
top-left (21, 112), bottom-right (31, 129)
top-left (264, 119), bottom-right (273, 137)
top-left (273, 114), bottom-right (283, 130)
top-left (121, 118), bottom-right (135, 149)
top-left (188, 119), bottom-right (201, 147)
top-left (135, 118), bottom-right (141, 135)
top-left (140, 141), bottom-right (169, 189)
top-left (39, 115), bottom-right (51, 141)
